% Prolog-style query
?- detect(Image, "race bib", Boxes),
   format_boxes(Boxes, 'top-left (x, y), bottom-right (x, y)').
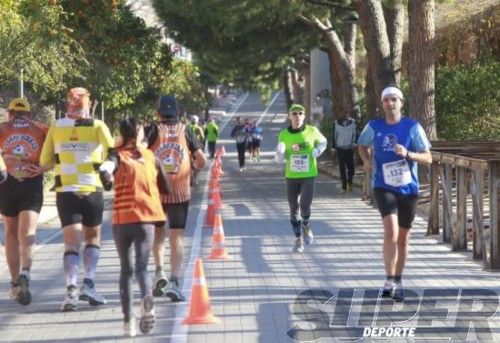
top-left (290, 155), bottom-right (309, 173)
top-left (236, 133), bottom-right (246, 143)
top-left (382, 159), bottom-right (411, 187)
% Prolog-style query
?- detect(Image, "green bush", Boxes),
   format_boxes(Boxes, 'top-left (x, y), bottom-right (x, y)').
top-left (435, 56), bottom-right (500, 140)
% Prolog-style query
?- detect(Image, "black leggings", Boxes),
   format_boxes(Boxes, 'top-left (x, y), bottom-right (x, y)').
top-left (236, 142), bottom-right (246, 168)
top-left (208, 142), bottom-right (216, 158)
top-left (286, 177), bottom-right (316, 237)
top-left (337, 148), bottom-right (355, 189)
top-left (113, 223), bottom-right (154, 322)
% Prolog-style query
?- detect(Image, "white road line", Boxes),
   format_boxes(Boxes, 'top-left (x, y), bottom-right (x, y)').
top-left (256, 91), bottom-right (281, 126)
top-left (170, 92), bottom-right (249, 343)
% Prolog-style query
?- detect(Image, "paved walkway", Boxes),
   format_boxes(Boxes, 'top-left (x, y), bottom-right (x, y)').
top-left (1, 93), bottom-right (499, 342)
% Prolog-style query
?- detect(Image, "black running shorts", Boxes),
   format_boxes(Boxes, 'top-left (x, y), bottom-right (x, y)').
top-left (56, 192), bottom-right (104, 227)
top-left (0, 175), bottom-right (44, 216)
top-left (162, 201), bottom-right (190, 229)
top-left (373, 187), bottom-right (418, 229)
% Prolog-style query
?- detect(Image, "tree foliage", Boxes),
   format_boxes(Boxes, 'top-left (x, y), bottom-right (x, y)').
top-left (435, 55), bottom-right (500, 140)
top-left (153, 0), bottom-right (323, 99)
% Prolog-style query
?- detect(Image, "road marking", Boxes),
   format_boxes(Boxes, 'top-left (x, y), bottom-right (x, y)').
top-left (256, 91), bottom-right (281, 126)
top-left (170, 92), bottom-right (248, 343)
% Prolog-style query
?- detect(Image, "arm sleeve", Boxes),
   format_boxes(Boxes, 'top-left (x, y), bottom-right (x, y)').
top-left (410, 123), bottom-right (432, 152)
top-left (39, 127), bottom-right (55, 167)
top-left (156, 157), bottom-right (173, 194)
top-left (315, 129), bottom-right (328, 154)
top-left (357, 123), bottom-right (375, 147)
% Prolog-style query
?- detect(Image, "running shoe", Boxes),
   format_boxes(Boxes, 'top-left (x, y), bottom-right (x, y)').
top-left (139, 295), bottom-right (155, 334)
top-left (61, 286), bottom-right (78, 312)
top-left (382, 280), bottom-right (395, 298)
top-left (346, 183), bottom-right (353, 192)
top-left (79, 283), bottom-right (107, 306)
top-left (124, 317), bottom-right (137, 337)
top-left (393, 284), bottom-right (405, 302)
top-left (292, 237), bottom-right (304, 253)
top-left (165, 278), bottom-right (185, 302)
top-left (152, 271), bottom-right (168, 297)
top-left (16, 274), bottom-right (31, 305)
top-left (9, 282), bottom-right (21, 300)
top-left (302, 224), bottom-right (314, 245)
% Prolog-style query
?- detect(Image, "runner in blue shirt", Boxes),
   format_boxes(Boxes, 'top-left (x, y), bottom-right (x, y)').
top-left (250, 121), bottom-right (263, 162)
top-left (358, 86), bottom-right (432, 302)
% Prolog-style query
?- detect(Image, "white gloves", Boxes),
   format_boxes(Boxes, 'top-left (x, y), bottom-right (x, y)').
top-left (99, 161), bottom-right (116, 174)
top-left (312, 148), bottom-right (321, 158)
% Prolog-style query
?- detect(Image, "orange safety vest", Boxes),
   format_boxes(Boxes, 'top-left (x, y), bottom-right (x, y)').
top-left (112, 147), bottom-right (166, 225)
top-left (149, 122), bottom-right (191, 204)
top-left (0, 116), bottom-right (48, 179)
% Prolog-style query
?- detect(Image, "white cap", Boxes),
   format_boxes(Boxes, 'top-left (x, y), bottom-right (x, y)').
top-left (381, 86), bottom-right (403, 101)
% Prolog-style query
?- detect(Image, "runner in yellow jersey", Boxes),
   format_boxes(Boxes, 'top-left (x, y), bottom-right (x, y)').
top-left (38, 87), bottom-right (115, 311)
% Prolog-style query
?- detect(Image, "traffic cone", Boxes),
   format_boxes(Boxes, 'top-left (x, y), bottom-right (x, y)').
top-left (209, 177), bottom-right (219, 191)
top-left (209, 214), bottom-right (230, 259)
top-left (182, 258), bottom-right (219, 324)
top-left (220, 145), bottom-right (226, 157)
top-left (204, 199), bottom-right (216, 228)
top-left (210, 187), bottom-right (223, 209)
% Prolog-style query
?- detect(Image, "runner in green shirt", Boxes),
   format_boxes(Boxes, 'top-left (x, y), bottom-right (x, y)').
top-left (275, 104), bottom-right (327, 253)
top-left (204, 118), bottom-right (219, 159)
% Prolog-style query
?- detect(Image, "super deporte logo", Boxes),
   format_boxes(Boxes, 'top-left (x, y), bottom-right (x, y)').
top-left (288, 288), bottom-right (499, 342)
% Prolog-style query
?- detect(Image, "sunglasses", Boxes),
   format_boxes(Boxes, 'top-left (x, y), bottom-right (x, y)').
top-left (291, 112), bottom-right (304, 116)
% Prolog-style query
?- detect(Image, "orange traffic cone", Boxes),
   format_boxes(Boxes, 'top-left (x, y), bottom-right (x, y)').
top-left (182, 258), bottom-right (219, 324)
top-left (209, 214), bottom-right (229, 259)
top-left (209, 177), bottom-right (219, 191)
top-left (210, 187), bottom-right (223, 209)
top-left (219, 145), bottom-right (226, 157)
top-left (204, 200), bottom-right (216, 228)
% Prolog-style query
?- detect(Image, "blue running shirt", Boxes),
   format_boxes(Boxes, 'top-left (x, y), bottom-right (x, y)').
top-left (358, 117), bottom-right (431, 195)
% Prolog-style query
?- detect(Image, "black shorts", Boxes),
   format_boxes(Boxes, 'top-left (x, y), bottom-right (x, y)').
top-left (162, 201), bottom-right (189, 229)
top-left (251, 139), bottom-right (261, 149)
top-left (374, 187), bottom-right (418, 229)
top-left (0, 175), bottom-right (44, 216)
top-left (56, 192), bottom-right (104, 227)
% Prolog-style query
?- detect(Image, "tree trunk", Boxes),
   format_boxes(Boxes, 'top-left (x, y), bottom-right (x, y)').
top-left (356, 0), bottom-right (396, 111)
top-left (408, 0), bottom-right (437, 140)
top-left (314, 18), bottom-right (357, 119)
top-left (383, 1), bottom-right (405, 85)
top-left (344, 21), bottom-right (357, 83)
top-left (283, 69), bottom-right (294, 108)
top-left (365, 62), bottom-right (379, 118)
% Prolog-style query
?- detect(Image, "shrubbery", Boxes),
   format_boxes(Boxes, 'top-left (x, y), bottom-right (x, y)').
top-left (435, 55), bottom-right (500, 140)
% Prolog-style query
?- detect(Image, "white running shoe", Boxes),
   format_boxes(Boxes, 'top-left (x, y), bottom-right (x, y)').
top-left (139, 295), bottom-right (155, 334)
top-left (152, 271), bottom-right (168, 297)
top-left (302, 224), bottom-right (314, 245)
top-left (61, 286), bottom-right (78, 312)
top-left (124, 317), bottom-right (137, 337)
top-left (292, 237), bottom-right (304, 253)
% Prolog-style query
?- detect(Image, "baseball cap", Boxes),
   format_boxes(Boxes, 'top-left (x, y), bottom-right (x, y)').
top-left (158, 95), bottom-right (179, 117)
top-left (8, 98), bottom-right (31, 112)
top-left (67, 87), bottom-right (90, 110)
top-left (289, 104), bottom-right (305, 113)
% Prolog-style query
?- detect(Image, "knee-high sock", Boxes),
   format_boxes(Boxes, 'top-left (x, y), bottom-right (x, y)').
top-left (83, 245), bottom-right (100, 282)
top-left (63, 252), bottom-right (79, 287)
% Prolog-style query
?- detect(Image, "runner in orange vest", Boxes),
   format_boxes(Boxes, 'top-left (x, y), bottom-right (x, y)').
top-left (99, 117), bottom-right (172, 337)
top-left (146, 95), bottom-right (206, 302)
top-left (0, 98), bottom-right (48, 305)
